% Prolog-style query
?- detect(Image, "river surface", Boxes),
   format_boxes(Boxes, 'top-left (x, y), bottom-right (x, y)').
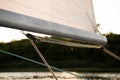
top-left (0, 72), bottom-right (120, 80)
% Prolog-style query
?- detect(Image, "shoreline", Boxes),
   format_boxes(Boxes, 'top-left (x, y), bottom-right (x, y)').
top-left (1, 68), bottom-right (120, 73)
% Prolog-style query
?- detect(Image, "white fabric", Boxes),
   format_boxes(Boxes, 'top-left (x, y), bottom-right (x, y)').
top-left (0, 0), bottom-right (96, 32)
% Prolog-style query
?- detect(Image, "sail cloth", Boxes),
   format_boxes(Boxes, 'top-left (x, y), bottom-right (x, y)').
top-left (0, 0), bottom-right (107, 46)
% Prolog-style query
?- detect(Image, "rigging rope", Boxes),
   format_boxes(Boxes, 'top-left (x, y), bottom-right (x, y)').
top-left (102, 47), bottom-right (120, 61)
top-left (23, 33), bottom-right (101, 49)
top-left (0, 50), bottom-right (82, 78)
top-left (0, 33), bottom-right (119, 80)
top-left (23, 32), bottom-right (120, 61)
top-left (35, 35), bottom-right (101, 49)
top-left (20, 31), bottom-right (120, 80)
top-left (25, 33), bottom-right (58, 80)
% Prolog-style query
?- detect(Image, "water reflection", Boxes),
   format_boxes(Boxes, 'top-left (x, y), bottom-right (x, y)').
top-left (0, 72), bottom-right (120, 80)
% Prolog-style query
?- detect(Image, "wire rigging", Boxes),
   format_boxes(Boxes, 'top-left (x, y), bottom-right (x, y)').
top-left (6, 0), bottom-right (119, 60)
top-left (23, 32), bottom-right (120, 61)
top-left (24, 33), bottom-right (58, 80)
top-left (1, 0), bottom-right (120, 79)
top-left (0, 50), bottom-right (83, 78)
top-left (22, 32), bottom-right (101, 49)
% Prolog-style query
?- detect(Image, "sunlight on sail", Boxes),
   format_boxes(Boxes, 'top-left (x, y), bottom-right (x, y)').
top-left (0, 0), bottom-right (96, 32)
top-left (0, 0), bottom-right (107, 45)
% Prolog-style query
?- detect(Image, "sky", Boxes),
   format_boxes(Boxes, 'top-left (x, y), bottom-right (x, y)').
top-left (0, 0), bottom-right (120, 42)
top-left (93, 0), bottom-right (120, 34)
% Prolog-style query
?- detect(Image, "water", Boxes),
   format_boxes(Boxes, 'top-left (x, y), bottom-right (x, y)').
top-left (0, 72), bottom-right (120, 80)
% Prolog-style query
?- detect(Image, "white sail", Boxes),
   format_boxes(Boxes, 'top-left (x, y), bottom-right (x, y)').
top-left (0, 0), bottom-right (107, 45)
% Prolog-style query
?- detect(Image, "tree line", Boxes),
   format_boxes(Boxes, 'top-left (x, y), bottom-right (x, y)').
top-left (0, 33), bottom-right (120, 71)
